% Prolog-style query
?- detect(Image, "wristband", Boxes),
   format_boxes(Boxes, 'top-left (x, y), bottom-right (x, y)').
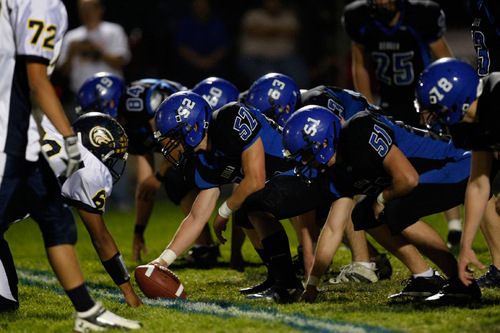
top-left (134, 224), bottom-right (146, 236)
top-left (307, 275), bottom-right (320, 287)
top-left (154, 171), bottom-right (165, 183)
top-left (102, 252), bottom-right (130, 285)
top-left (377, 192), bottom-right (387, 206)
top-left (218, 201), bottom-right (233, 219)
top-left (159, 248), bottom-right (177, 266)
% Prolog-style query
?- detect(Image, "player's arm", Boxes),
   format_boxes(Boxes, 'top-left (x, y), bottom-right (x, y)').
top-left (153, 187), bottom-right (221, 267)
top-left (429, 37), bottom-right (453, 59)
top-left (26, 62), bottom-right (73, 137)
top-left (374, 145), bottom-right (419, 218)
top-left (213, 138), bottom-right (266, 244)
top-left (27, 62), bottom-right (80, 177)
top-left (351, 42), bottom-right (374, 104)
top-left (458, 151), bottom-right (491, 284)
top-left (301, 197), bottom-right (353, 303)
top-left (77, 208), bottom-right (143, 307)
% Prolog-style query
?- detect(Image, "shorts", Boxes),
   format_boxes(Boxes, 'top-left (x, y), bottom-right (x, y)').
top-left (351, 178), bottom-right (469, 235)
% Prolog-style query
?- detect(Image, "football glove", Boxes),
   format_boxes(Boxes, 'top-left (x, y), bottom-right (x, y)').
top-left (63, 134), bottom-right (81, 178)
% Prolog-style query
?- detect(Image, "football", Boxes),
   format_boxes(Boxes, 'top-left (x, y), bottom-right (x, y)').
top-left (135, 264), bottom-right (187, 300)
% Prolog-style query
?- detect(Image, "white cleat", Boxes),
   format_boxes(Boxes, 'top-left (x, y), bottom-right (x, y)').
top-left (74, 302), bottom-right (142, 332)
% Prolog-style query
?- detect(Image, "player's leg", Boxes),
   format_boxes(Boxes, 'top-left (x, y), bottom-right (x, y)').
top-left (443, 205), bottom-right (463, 249)
top-left (30, 155), bottom-right (142, 330)
top-left (476, 197), bottom-right (500, 287)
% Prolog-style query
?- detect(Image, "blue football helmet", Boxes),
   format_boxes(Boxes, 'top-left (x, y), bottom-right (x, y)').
top-left (246, 73), bottom-right (300, 127)
top-left (415, 58), bottom-right (480, 126)
top-left (154, 91), bottom-right (212, 167)
top-left (282, 105), bottom-right (341, 181)
top-left (76, 72), bottom-right (126, 118)
top-left (191, 77), bottom-right (240, 110)
top-left (72, 112), bottom-right (128, 184)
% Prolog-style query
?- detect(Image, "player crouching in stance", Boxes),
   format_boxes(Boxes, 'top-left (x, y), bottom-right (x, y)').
top-left (148, 89), bottom-right (304, 302)
top-left (415, 58), bottom-right (500, 289)
top-left (279, 105), bottom-right (481, 303)
top-left (41, 113), bottom-right (143, 329)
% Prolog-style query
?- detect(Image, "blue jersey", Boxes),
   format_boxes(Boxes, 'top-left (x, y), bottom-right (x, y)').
top-left (333, 111), bottom-right (471, 196)
top-left (119, 79), bottom-right (186, 155)
top-left (300, 85), bottom-right (382, 121)
top-left (194, 102), bottom-right (294, 189)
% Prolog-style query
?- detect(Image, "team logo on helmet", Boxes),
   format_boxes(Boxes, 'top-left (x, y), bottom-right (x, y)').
top-left (89, 126), bottom-right (114, 148)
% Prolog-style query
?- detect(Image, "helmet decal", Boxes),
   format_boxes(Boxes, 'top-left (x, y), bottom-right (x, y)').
top-left (89, 126), bottom-right (114, 148)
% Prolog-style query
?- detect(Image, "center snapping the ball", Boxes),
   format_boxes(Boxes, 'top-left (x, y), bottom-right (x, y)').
top-left (135, 264), bottom-right (187, 299)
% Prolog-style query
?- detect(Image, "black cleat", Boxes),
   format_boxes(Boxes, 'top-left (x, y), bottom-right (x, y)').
top-left (239, 276), bottom-right (276, 295)
top-left (476, 264), bottom-right (500, 288)
top-left (388, 270), bottom-right (445, 299)
top-left (372, 253), bottom-right (393, 281)
top-left (246, 281), bottom-right (304, 304)
top-left (183, 243), bottom-right (220, 267)
top-left (426, 277), bottom-right (481, 302)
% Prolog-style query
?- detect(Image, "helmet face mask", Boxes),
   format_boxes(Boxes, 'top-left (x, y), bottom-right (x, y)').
top-left (73, 112), bottom-right (129, 184)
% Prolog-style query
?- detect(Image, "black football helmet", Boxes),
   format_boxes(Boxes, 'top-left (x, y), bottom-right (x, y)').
top-left (368, 0), bottom-right (404, 24)
top-left (72, 112), bottom-right (129, 184)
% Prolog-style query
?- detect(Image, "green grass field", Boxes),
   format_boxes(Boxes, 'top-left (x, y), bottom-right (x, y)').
top-left (1, 199), bottom-right (500, 333)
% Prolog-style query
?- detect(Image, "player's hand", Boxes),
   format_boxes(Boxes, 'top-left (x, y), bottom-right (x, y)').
top-left (63, 135), bottom-right (81, 178)
top-left (213, 214), bottom-right (229, 244)
top-left (137, 174), bottom-right (162, 201)
top-left (133, 233), bottom-right (150, 262)
top-left (123, 287), bottom-right (144, 308)
top-left (148, 257), bottom-right (168, 268)
top-left (458, 246), bottom-right (484, 286)
top-left (300, 285), bottom-right (318, 303)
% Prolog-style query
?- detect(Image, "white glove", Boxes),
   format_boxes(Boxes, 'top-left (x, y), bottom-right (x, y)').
top-left (63, 135), bottom-right (81, 178)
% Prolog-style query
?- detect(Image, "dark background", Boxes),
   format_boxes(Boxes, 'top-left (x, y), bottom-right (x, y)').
top-left (60, 0), bottom-right (473, 91)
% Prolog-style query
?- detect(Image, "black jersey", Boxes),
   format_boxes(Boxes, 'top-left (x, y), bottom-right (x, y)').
top-left (471, 0), bottom-right (500, 76)
top-left (334, 111), bottom-right (471, 196)
top-left (194, 102), bottom-right (294, 189)
top-left (300, 85), bottom-right (382, 120)
top-left (342, 0), bottom-right (446, 105)
top-left (448, 73), bottom-right (500, 151)
top-left (118, 79), bottom-right (185, 155)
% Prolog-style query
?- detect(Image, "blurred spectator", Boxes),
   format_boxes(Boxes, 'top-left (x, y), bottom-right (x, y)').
top-left (175, 0), bottom-right (232, 88)
top-left (58, 0), bottom-right (131, 118)
top-left (237, 0), bottom-right (309, 88)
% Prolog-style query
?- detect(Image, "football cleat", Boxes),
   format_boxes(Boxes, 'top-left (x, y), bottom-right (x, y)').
top-left (477, 264), bottom-right (500, 288)
top-left (388, 270), bottom-right (445, 299)
top-left (246, 280), bottom-right (304, 304)
top-left (183, 243), bottom-right (220, 267)
top-left (426, 277), bottom-right (481, 302)
top-left (328, 262), bottom-right (378, 284)
top-left (292, 245), bottom-right (305, 277)
top-left (239, 276), bottom-right (276, 295)
top-left (371, 253), bottom-right (393, 280)
top-left (74, 302), bottom-right (142, 332)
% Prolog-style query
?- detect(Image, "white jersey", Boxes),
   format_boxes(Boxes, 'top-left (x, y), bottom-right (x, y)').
top-left (59, 21), bottom-right (131, 93)
top-left (41, 117), bottom-right (113, 214)
top-left (0, 0), bottom-right (67, 161)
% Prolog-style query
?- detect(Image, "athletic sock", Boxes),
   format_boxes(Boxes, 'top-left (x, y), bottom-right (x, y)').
top-left (261, 230), bottom-right (296, 286)
top-left (66, 283), bottom-right (95, 312)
